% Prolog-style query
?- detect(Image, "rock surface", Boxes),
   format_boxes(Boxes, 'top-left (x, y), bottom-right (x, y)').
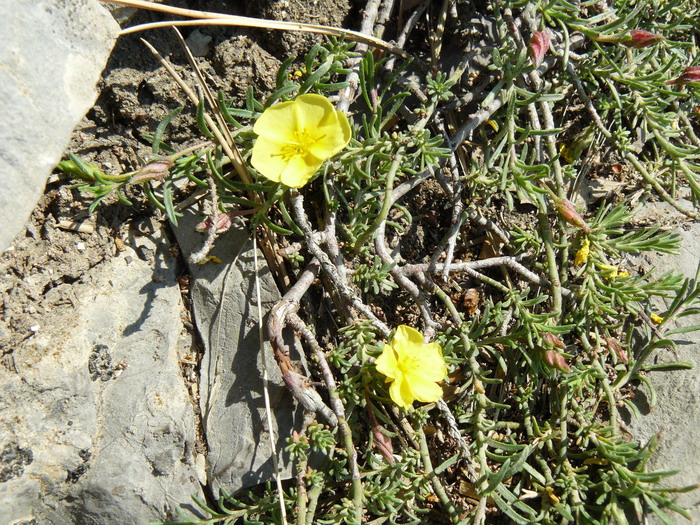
top-left (174, 206), bottom-right (304, 494)
top-left (0, 224), bottom-right (202, 524)
top-left (625, 204), bottom-right (700, 522)
top-left (0, 0), bottom-right (119, 254)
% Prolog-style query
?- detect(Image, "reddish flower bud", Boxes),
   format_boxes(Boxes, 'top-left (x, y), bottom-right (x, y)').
top-left (666, 66), bottom-right (700, 86)
top-left (195, 212), bottom-right (234, 234)
top-left (130, 159), bottom-right (173, 183)
top-left (543, 332), bottom-right (566, 349)
top-left (372, 425), bottom-right (395, 465)
top-left (529, 30), bottom-right (550, 68)
top-left (544, 350), bottom-right (571, 373)
top-left (554, 198), bottom-right (591, 233)
top-left (624, 29), bottom-right (664, 48)
top-left (367, 400), bottom-right (395, 464)
top-left (605, 337), bottom-right (628, 364)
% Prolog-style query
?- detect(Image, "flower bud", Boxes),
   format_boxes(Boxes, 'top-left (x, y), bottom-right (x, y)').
top-left (624, 29), bottom-right (664, 48)
top-left (666, 66), bottom-right (700, 86)
top-left (543, 350), bottom-right (571, 373)
top-left (130, 159), bottom-right (173, 183)
top-left (605, 337), bottom-right (628, 363)
top-left (543, 332), bottom-right (566, 349)
top-left (57, 159), bottom-right (106, 183)
top-left (372, 425), bottom-right (395, 464)
top-left (529, 30), bottom-right (550, 68)
top-left (554, 198), bottom-right (591, 233)
top-left (195, 212), bottom-right (234, 234)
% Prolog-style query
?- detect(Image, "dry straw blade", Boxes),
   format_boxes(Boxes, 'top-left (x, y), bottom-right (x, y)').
top-left (103, 0), bottom-right (408, 57)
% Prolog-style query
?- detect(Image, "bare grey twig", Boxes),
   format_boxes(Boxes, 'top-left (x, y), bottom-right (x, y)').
top-left (404, 255), bottom-right (533, 281)
top-left (375, 224), bottom-right (438, 331)
top-left (438, 398), bottom-right (478, 481)
top-left (287, 312), bottom-right (364, 523)
top-left (337, 0), bottom-right (384, 113)
top-left (291, 192), bottom-right (391, 336)
top-left (267, 260), bottom-right (338, 427)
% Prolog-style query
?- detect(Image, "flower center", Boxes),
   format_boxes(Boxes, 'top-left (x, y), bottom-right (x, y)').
top-left (397, 352), bottom-right (420, 374)
top-left (278, 129), bottom-right (317, 161)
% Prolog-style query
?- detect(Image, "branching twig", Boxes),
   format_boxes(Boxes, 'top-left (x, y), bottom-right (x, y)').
top-left (437, 398), bottom-right (478, 481)
top-left (287, 313), bottom-right (364, 524)
top-left (403, 256), bottom-right (573, 297)
top-left (416, 424), bottom-right (463, 523)
top-left (291, 192), bottom-right (391, 336)
top-left (268, 260), bottom-right (339, 426)
top-left (374, 225), bottom-right (438, 331)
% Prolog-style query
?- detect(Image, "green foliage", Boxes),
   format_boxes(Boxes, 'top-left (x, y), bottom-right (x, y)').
top-left (59, 2), bottom-right (700, 524)
top-left (352, 255), bottom-right (398, 294)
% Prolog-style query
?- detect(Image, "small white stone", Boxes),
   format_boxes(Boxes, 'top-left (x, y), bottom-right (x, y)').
top-left (185, 29), bottom-right (212, 57)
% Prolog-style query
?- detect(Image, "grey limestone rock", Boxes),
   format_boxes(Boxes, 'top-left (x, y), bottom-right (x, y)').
top-left (174, 206), bottom-right (304, 495)
top-left (0, 0), bottom-right (120, 254)
top-left (0, 226), bottom-right (202, 524)
top-left (625, 203), bottom-right (700, 521)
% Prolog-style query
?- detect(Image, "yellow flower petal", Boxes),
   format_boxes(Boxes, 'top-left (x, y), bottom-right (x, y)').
top-left (650, 313), bottom-right (663, 324)
top-left (279, 153), bottom-right (324, 188)
top-left (390, 375), bottom-right (415, 408)
top-left (408, 375), bottom-right (444, 403)
top-left (309, 110), bottom-right (352, 159)
top-left (376, 325), bottom-right (447, 409)
top-left (575, 238), bottom-right (590, 266)
top-left (393, 325), bottom-right (424, 354)
top-left (250, 136), bottom-right (288, 182)
top-left (252, 100), bottom-right (299, 143)
top-left (294, 94), bottom-right (333, 125)
top-left (250, 94), bottom-right (351, 187)
top-left (375, 344), bottom-right (399, 380)
top-left (412, 344), bottom-right (448, 382)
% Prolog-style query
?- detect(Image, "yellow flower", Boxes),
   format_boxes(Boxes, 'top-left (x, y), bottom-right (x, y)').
top-left (251, 94), bottom-right (351, 188)
top-left (598, 264), bottom-right (619, 278)
top-left (375, 325), bottom-right (447, 409)
top-left (650, 313), bottom-right (664, 324)
top-left (597, 263), bottom-right (628, 279)
top-left (574, 238), bottom-right (590, 266)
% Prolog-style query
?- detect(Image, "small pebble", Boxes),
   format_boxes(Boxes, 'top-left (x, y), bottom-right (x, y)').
top-left (185, 29), bottom-right (212, 57)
